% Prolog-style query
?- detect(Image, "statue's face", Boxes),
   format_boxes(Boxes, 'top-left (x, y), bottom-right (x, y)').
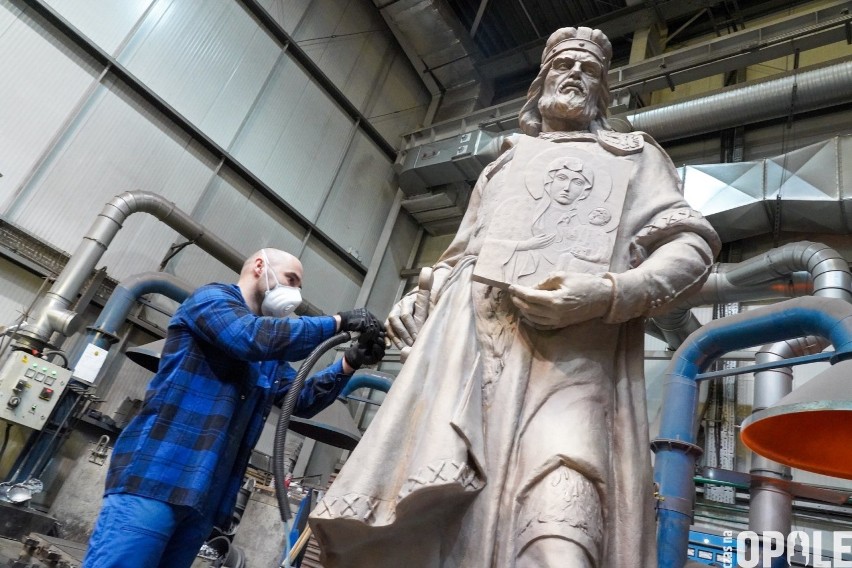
top-left (539, 49), bottom-right (603, 127)
top-left (549, 168), bottom-right (590, 205)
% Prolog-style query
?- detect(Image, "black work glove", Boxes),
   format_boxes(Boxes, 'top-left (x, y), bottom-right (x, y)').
top-left (337, 308), bottom-right (384, 333)
top-left (343, 333), bottom-right (387, 370)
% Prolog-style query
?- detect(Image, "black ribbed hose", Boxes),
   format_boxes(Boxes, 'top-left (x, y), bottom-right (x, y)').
top-left (272, 331), bottom-right (351, 521)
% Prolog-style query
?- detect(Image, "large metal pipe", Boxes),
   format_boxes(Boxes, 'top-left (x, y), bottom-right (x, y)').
top-left (747, 337), bottom-right (824, 537)
top-left (649, 269), bottom-right (811, 347)
top-left (747, 246), bottom-right (851, 539)
top-left (653, 295), bottom-right (852, 568)
top-left (627, 59), bottom-right (852, 142)
top-left (651, 241), bottom-right (848, 349)
top-left (16, 191), bottom-right (245, 350)
top-left (726, 242), bottom-right (852, 299)
top-left (650, 242), bottom-right (851, 550)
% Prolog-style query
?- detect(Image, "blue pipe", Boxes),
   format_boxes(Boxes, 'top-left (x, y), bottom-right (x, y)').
top-left (83, 271), bottom-right (195, 353)
top-left (654, 296), bottom-right (852, 568)
top-left (340, 370), bottom-right (393, 398)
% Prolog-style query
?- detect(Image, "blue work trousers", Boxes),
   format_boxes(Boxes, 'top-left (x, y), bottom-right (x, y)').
top-left (82, 493), bottom-right (215, 568)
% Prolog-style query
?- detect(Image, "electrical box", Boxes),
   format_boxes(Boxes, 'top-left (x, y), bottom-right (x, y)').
top-left (0, 351), bottom-right (73, 430)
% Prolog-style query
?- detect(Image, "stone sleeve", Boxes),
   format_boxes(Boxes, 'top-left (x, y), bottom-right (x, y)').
top-left (603, 209), bottom-right (720, 323)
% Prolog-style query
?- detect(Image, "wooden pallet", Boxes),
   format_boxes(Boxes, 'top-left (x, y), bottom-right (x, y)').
top-left (298, 533), bottom-right (324, 568)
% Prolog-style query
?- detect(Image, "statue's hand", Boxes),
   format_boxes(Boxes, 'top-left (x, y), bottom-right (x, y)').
top-left (516, 233), bottom-right (556, 251)
top-left (509, 271), bottom-right (612, 330)
top-left (386, 268), bottom-right (435, 355)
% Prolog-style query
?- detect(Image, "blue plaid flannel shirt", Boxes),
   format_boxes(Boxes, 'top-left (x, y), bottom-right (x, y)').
top-left (105, 283), bottom-right (348, 526)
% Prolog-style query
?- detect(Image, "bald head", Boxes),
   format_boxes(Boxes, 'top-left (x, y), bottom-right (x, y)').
top-left (239, 248), bottom-right (304, 314)
top-left (242, 249), bottom-right (300, 279)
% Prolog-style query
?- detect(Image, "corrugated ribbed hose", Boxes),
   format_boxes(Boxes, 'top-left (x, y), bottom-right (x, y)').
top-left (273, 331), bottom-right (352, 522)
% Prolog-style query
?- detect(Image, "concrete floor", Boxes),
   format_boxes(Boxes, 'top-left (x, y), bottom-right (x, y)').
top-left (0, 534), bottom-right (218, 567)
top-left (0, 536), bottom-right (50, 567)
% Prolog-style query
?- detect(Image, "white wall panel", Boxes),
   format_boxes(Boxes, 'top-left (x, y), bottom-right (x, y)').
top-left (296, 0), bottom-right (403, 115)
top-left (302, 31), bottom-right (395, 112)
top-left (0, 0), bottom-right (21, 31)
top-left (316, 133), bottom-right (395, 266)
top-left (167, 167), bottom-right (308, 288)
top-left (8, 79), bottom-right (218, 280)
top-left (0, 0), bottom-right (101, 213)
top-left (300, 239), bottom-right (361, 314)
top-left (258, 0), bottom-right (312, 35)
top-left (365, 211), bottom-right (419, 319)
top-left (118, 0), bottom-right (281, 148)
top-left (0, 258), bottom-right (46, 326)
top-left (42, 0), bottom-right (155, 55)
top-left (294, 0), bottom-right (377, 44)
top-left (367, 53), bottom-right (430, 147)
top-left (230, 56), bottom-right (354, 221)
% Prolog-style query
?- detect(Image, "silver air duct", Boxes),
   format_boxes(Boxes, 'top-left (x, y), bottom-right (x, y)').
top-left (626, 59), bottom-right (852, 142)
top-left (16, 191), bottom-right (245, 351)
top-left (651, 241), bottom-right (849, 349)
top-left (747, 248), bottom-right (851, 538)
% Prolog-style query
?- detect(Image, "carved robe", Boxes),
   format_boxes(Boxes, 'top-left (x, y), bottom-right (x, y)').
top-left (310, 131), bottom-right (720, 567)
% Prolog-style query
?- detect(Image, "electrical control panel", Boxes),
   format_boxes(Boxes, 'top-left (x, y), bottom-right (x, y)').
top-left (0, 351), bottom-right (73, 430)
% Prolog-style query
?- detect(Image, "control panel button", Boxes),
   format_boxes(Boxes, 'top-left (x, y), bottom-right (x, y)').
top-left (34, 372), bottom-right (45, 382)
top-left (44, 376), bottom-right (56, 386)
top-left (24, 369), bottom-right (36, 378)
top-left (7, 396), bottom-right (20, 408)
top-left (39, 387), bottom-right (54, 401)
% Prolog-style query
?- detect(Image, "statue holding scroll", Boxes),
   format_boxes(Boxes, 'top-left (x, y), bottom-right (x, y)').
top-left (311, 26), bottom-right (720, 568)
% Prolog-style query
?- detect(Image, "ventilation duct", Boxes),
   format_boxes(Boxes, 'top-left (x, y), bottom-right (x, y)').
top-left (626, 58), bottom-right (852, 143)
top-left (401, 181), bottom-right (472, 235)
top-left (683, 136), bottom-right (852, 242)
top-left (373, 0), bottom-right (490, 121)
top-left (651, 241), bottom-right (849, 349)
top-left (396, 130), bottom-right (504, 195)
top-left (396, 60), bottom-right (852, 235)
top-left (402, 134), bottom-right (852, 239)
top-left (15, 191), bottom-right (245, 351)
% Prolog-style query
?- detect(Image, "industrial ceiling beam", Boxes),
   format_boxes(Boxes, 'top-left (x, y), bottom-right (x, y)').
top-left (399, 0), bottom-right (852, 145)
top-left (516, 0), bottom-right (542, 38)
top-left (476, 0), bottom-right (812, 82)
top-left (470, 0), bottom-right (491, 38)
top-left (609, 5), bottom-right (852, 93)
top-left (663, 8), bottom-right (710, 48)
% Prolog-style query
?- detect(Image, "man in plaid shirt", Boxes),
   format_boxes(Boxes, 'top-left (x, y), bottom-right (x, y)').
top-left (83, 248), bottom-right (385, 568)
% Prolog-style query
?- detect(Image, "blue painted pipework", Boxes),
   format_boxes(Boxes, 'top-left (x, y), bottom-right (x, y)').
top-left (340, 370), bottom-right (393, 397)
top-left (84, 271), bottom-right (195, 352)
top-left (654, 296), bottom-right (852, 568)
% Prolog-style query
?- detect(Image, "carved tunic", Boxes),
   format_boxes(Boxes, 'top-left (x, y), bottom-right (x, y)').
top-left (310, 131), bottom-right (720, 567)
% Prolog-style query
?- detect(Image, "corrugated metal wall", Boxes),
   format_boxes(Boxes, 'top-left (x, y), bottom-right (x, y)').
top-left (0, 0), bottom-right (429, 398)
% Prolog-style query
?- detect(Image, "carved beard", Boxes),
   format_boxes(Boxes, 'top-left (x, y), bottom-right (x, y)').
top-left (538, 90), bottom-right (598, 129)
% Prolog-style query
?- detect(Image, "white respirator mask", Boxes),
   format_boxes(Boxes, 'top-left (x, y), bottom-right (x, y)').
top-left (260, 249), bottom-right (302, 318)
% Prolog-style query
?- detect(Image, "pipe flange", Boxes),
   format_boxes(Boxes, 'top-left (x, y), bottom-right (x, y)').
top-left (85, 326), bottom-right (121, 345)
top-left (655, 494), bottom-right (694, 517)
top-left (650, 437), bottom-right (704, 458)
